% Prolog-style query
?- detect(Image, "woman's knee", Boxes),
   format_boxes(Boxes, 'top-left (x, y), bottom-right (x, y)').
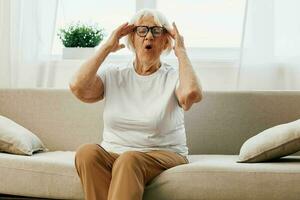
top-left (113, 151), bottom-right (144, 170)
top-left (75, 143), bottom-right (103, 166)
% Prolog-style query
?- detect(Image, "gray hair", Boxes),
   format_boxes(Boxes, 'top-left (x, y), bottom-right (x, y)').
top-left (124, 9), bottom-right (173, 56)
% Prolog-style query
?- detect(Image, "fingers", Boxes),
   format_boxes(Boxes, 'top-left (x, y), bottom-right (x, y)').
top-left (167, 29), bottom-right (175, 39)
top-left (168, 22), bottom-right (180, 40)
top-left (113, 22), bottom-right (134, 38)
top-left (172, 22), bottom-right (180, 35)
top-left (169, 22), bottom-right (185, 51)
top-left (115, 22), bottom-right (129, 32)
top-left (119, 24), bottom-right (135, 37)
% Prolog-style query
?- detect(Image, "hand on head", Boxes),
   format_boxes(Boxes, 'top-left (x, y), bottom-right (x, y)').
top-left (168, 22), bottom-right (186, 57)
top-left (105, 21), bottom-right (186, 57)
top-left (105, 22), bottom-right (135, 53)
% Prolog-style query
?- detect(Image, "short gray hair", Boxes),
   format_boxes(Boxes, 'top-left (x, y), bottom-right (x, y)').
top-left (124, 9), bottom-right (173, 56)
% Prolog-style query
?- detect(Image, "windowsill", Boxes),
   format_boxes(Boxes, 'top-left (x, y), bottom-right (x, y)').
top-left (50, 47), bottom-right (241, 64)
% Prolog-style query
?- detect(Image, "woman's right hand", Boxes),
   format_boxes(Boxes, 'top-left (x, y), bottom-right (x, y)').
top-left (104, 22), bottom-right (135, 53)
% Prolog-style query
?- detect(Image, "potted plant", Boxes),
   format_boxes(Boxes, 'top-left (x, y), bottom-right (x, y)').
top-left (58, 22), bottom-right (105, 59)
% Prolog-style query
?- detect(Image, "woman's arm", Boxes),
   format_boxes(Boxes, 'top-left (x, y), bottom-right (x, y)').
top-left (176, 50), bottom-right (203, 111)
top-left (69, 22), bottom-right (135, 103)
top-left (170, 22), bottom-right (203, 111)
top-left (69, 44), bottom-right (110, 103)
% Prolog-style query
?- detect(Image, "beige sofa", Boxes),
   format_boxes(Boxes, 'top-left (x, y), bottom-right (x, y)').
top-left (1, 89), bottom-right (300, 200)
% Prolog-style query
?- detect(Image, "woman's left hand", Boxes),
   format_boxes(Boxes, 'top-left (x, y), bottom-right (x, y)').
top-left (169, 22), bottom-right (186, 57)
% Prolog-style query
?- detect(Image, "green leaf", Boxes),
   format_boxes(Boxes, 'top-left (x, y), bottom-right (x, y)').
top-left (57, 22), bottom-right (106, 48)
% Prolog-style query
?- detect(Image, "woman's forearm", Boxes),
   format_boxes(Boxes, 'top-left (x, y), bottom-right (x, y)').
top-left (177, 50), bottom-right (202, 96)
top-left (69, 43), bottom-right (111, 90)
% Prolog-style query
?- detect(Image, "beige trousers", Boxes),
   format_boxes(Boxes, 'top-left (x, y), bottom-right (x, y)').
top-left (74, 143), bottom-right (189, 200)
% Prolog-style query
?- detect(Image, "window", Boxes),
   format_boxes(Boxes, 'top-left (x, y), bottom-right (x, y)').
top-left (157, 0), bottom-right (246, 48)
top-left (52, 0), bottom-right (246, 60)
top-left (52, 0), bottom-right (135, 55)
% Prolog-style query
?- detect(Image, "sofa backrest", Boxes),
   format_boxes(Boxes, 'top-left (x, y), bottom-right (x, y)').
top-left (1, 89), bottom-right (300, 155)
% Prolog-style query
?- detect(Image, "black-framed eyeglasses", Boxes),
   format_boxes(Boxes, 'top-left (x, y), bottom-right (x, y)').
top-left (134, 26), bottom-right (166, 37)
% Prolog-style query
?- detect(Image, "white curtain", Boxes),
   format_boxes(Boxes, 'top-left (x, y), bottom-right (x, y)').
top-left (0, 0), bottom-right (58, 88)
top-left (237, 0), bottom-right (300, 90)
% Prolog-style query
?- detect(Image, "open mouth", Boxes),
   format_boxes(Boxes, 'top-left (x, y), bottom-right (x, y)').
top-left (145, 44), bottom-right (152, 50)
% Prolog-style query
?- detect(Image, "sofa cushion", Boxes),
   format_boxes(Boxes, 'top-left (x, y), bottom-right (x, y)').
top-left (0, 115), bottom-right (48, 156)
top-left (0, 151), bottom-right (83, 199)
top-left (238, 119), bottom-right (300, 163)
top-left (143, 155), bottom-right (300, 200)
top-left (1, 153), bottom-right (300, 200)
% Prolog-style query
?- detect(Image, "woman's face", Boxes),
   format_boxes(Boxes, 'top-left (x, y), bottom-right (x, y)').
top-left (132, 15), bottom-right (168, 62)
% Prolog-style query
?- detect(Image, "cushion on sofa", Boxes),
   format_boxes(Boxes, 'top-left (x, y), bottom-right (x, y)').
top-left (0, 151), bottom-right (83, 199)
top-left (143, 155), bottom-right (300, 200)
top-left (0, 115), bottom-right (48, 156)
top-left (1, 153), bottom-right (300, 200)
top-left (238, 119), bottom-right (300, 163)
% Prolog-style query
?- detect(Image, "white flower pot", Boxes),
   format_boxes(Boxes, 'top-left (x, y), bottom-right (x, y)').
top-left (62, 47), bottom-right (96, 59)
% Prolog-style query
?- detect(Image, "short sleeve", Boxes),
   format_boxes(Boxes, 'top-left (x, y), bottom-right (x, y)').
top-left (171, 67), bottom-right (179, 90)
top-left (175, 79), bottom-right (180, 90)
top-left (97, 68), bottom-right (107, 99)
top-left (171, 68), bottom-right (182, 108)
top-left (97, 66), bottom-right (119, 99)
top-left (98, 69), bottom-right (106, 86)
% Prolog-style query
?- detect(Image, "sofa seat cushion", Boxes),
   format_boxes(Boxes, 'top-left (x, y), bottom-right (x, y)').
top-left (0, 151), bottom-right (83, 200)
top-left (1, 153), bottom-right (300, 200)
top-left (144, 155), bottom-right (300, 200)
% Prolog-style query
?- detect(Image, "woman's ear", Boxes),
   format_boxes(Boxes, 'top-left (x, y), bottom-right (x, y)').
top-left (163, 38), bottom-right (168, 50)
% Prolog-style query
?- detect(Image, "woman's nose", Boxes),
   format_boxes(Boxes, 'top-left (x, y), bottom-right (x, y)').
top-left (145, 30), bottom-right (154, 40)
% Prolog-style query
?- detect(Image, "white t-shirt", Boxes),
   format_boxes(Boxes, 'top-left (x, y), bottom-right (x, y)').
top-left (98, 61), bottom-right (188, 156)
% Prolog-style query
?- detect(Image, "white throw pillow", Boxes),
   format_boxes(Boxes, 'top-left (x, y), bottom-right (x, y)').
top-left (238, 119), bottom-right (300, 163)
top-left (0, 115), bottom-right (48, 155)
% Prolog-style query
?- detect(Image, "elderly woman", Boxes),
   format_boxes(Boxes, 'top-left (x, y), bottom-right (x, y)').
top-left (70, 9), bottom-right (202, 200)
